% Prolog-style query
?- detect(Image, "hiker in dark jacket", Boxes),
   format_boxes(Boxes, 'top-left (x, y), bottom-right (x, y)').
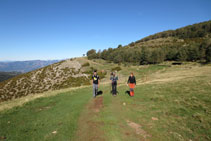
top-left (127, 72), bottom-right (136, 96)
top-left (92, 70), bottom-right (100, 98)
top-left (110, 72), bottom-right (118, 96)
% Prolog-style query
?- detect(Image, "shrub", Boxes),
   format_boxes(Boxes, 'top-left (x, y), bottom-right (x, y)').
top-left (82, 62), bottom-right (90, 67)
top-left (206, 44), bottom-right (211, 62)
top-left (87, 49), bottom-right (97, 60)
top-left (111, 66), bottom-right (122, 72)
top-left (97, 71), bottom-right (107, 79)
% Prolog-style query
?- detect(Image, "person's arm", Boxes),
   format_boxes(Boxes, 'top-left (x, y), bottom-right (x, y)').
top-left (127, 76), bottom-right (130, 86)
top-left (90, 76), bottom-right (93, 85)
top-left (127, 76), bottom-right (130, 84)
top-left (98, 76), bottom-right (100, 86)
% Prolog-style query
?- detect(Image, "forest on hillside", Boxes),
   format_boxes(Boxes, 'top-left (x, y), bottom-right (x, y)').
top-left (87, 21), bottom-right (211, 65)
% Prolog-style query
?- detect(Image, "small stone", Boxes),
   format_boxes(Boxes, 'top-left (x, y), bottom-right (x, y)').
top-left (152, 117), bottom-right (158, 121)
top-left (52, 131), bottom-right (57, 134)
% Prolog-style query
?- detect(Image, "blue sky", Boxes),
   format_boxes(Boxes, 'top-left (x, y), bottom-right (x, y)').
top-left (0, 0), bottom-right (211, 61)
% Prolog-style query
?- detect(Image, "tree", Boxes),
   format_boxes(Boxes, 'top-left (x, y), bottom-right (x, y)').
top-left (187, 44), bottom-right (200, 61)
top-left (101, 49), bottom-right (108, 60)
top-left (205, 44), bottom-right (211, 62)
top-left (96, 50), bottom-right (101, 59)
top-left (149, 49), bottom-right (165, 64)
top-left (113, 54), bottom-right (123, 63)
top-left (129, 42), bottom-right (135, 47)
top-left (150, 50), bottom-right (159, 64)
top-left (166, 47), bottom-right (178, 60)
top-left (176, 48), bottom-right (188, 61)
top-left (117, 44), bottom-right (123, 48)
top-left (86, 49), bottom-right (97, 60)
top-left (140, 47), bottom-right (151, 65)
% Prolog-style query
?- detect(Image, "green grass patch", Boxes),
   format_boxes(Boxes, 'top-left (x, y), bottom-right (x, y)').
top-left (114, 78), bottom-right (211, 140)
top-left (0, 87), bottom-right (92, 141)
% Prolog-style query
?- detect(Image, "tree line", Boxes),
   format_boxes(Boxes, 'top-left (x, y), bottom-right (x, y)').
top-left (86, 20), bottom-right (211, 64)
top-left (87, 39), bottom-right (211, 65)
top-left (137, 20), bottom-right (211, 43)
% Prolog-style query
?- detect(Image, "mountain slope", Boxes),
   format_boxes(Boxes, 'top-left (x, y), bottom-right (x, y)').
top-left (136, 20), bottom-right (211, 43)
top-left (0, 60), bottom-right (60, 73)
top-left (87, 20), bottom-right (211, 64)
top-left (0, 58), bottom-right (94, 102)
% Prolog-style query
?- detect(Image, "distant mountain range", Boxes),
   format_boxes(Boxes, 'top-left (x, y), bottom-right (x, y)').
top-left (0, 71), bottom-right (22, 82)
top-left (0, 60), bottom-right (61, 73)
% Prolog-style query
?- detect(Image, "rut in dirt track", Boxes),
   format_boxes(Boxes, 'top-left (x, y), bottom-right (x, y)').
top-left (74, 96), bottom-right (105, 141)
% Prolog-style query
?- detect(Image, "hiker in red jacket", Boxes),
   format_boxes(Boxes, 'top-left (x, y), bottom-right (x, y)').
top-left (127, 72), bottom-right (136, 97)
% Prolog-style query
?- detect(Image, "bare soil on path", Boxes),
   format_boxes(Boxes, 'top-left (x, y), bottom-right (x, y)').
top-left (74, 96), bottom-right (105, 141)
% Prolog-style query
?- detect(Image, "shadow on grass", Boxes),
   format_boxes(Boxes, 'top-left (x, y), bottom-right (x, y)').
top-left (125, 90), bottom-right (130, 96)
top-left (96, 90), bottom-right (103, 96)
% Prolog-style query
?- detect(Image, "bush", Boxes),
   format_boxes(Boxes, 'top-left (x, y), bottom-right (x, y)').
top-left (187, 44), bottom-right (200, 61)
top-left (82, 62), bottom-right (90, 67)
top-left (87, 49), bottom-right (97, 60)
top-left (97, 71), bottom-right (107, 79)
top-left (111, 66), bottom-right (122, 72)
top-left (176, 47), bottom-right (188, 61)
top-left (206, 44), bottom-right (211, 62)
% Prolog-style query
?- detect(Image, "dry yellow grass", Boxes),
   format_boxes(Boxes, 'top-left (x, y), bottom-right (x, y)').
top-left (137, 65), bottom-right (211, 85)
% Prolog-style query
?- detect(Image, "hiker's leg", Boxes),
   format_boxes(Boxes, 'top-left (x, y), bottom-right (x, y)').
top-left (131, 89), bottom-right (134, 96)
top-left (114, 84), bottom-right (117, 95)
top-left (129, 83), bottom-right (132, 96)
top-left (130, 88), bottom-right (133, 96)
top-left (112, 84), bottom-right (115, 95)
top-left (95, 84), bottom-right (98, 95)
top-left (93, 84), bottom-right (96, 97)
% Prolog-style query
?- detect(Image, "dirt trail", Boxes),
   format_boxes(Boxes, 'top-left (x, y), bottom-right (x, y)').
top-left (126, 120), bottom-right (151, 140)
top-left (74, 96), bottom-right (105, 141)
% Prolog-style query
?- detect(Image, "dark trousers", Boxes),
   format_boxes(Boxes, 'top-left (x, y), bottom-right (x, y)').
top-left (112, 83), bottom-right (117, 95)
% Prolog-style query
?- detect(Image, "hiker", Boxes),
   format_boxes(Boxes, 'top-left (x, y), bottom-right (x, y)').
top-left (110, 72), bottom-right (118, 96)
top-left (127, 72), bottom-right (136, 97)
top-left (92, 70), bottom-right (100, 98)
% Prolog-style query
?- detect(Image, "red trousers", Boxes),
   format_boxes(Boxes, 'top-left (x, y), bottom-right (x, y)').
top-left (129, 83), bottom-right (135, 96)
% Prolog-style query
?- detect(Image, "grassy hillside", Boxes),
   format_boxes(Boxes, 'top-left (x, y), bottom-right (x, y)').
top-left (137, 20), bottom-right (211, 42)
top-left (0, 58), bottom-right (106, 102)
top-left (0, 87), bottom-right (92, 140)
top-left (0, 59), bottom-right (211, 140)
top-left (87, 20), bottom-right (211, 64)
